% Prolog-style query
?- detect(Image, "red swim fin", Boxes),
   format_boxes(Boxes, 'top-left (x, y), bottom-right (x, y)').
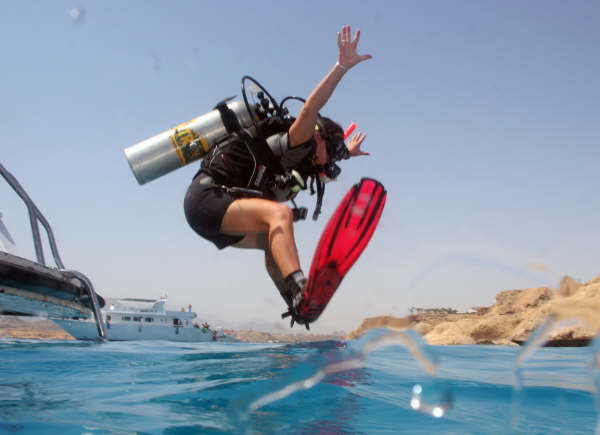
top-left (298, 178), bottom-right (387, 323)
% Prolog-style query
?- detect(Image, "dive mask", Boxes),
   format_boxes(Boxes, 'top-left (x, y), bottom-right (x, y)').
top-left (326, 134), bottom-right (350, 163)
top-left (315, 121), bottom-right (349, 182)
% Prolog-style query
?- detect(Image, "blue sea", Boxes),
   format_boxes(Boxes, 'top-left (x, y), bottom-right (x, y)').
top-left (0, 330), bottom-right (598, 434)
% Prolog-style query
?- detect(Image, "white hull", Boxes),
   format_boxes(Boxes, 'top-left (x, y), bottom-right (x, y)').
top-left (53, 318), bottom-right (215, 342)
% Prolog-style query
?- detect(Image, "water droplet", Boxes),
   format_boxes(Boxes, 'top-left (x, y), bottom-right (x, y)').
top-left (69, 6), bottom-right (85, 24)
top-left (432, 407), bottom-right (444, 418)
top-left (410, 379), bottom-right (453, 418)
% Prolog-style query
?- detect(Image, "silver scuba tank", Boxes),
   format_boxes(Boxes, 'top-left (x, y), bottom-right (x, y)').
top-left (124, 100), bottom-right (255, 185)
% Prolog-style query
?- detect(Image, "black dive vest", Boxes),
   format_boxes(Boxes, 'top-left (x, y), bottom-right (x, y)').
top-left (199, 117), bottom-right (315, 200)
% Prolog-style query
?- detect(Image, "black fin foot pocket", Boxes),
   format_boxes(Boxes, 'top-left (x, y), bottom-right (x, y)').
top-left (281, 309), bottom-right (310, 329)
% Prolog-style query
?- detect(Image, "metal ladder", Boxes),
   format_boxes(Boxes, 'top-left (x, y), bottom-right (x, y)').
top-left (0, 163), bottom-right (106, 339)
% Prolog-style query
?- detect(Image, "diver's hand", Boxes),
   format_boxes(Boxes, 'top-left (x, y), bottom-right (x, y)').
top-left (347, 131), bottom-right (370, 157)
top-left (337, 25), bottom-right (372, 71)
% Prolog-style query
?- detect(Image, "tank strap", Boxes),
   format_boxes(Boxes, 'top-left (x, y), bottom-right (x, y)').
top-left (237, 127), bottom-right (286, 181)
top-left (214, 99), bottom-right (242, 135)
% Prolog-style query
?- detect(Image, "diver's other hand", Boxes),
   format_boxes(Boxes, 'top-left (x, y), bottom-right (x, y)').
top-left (337, 25), bottom-right (372, 71)
top-left (347, 131), bottom-right (370, 157)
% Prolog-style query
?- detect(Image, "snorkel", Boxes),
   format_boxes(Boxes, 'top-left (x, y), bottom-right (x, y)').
top-left (344, 122), bottom-right (357, 140)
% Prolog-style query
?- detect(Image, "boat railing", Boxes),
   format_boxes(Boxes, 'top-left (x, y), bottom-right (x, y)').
top-left (0, 162), bottom-right (106, 339)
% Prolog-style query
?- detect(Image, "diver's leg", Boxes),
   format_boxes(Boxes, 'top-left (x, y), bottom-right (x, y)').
top-left (228, 231), bottom-right (287, 295)
top-left (221, 198), bottom-right (306, 313)
top-left (220, 198), bottom-right (301, 278)
top-left (265, 248), bottom-right (287, 295)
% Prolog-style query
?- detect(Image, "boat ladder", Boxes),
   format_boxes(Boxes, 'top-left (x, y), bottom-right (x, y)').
top-left (0, 163), bottom-right (106, 339)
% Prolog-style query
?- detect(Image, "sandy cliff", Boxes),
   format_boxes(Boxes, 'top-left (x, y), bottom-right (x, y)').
top-left (347, 274), bottom-right (600, 346)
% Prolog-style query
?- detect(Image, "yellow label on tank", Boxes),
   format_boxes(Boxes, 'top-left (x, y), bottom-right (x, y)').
top-left (169, 127), bottom-right (209, 166)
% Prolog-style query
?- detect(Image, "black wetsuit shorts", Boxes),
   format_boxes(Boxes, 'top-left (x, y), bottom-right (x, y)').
top-left (183, 174), bottom-right (244, 249)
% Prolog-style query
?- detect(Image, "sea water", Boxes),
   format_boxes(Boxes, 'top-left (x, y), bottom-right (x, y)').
top-left (0, 331), bottom-right (598, 434)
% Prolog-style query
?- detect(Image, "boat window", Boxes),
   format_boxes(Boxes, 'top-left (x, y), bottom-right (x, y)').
top-left (185, 320), bottom-right (189, 326)
top-left (133, 316), bottom-right (142, 322)
top-left (122, 316), bottom-right (131, 321)
top-left (145, 317), bottom-right (153, 322)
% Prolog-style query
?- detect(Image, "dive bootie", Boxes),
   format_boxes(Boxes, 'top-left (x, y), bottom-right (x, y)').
top-left (281, 271), bottom-right (308, 329)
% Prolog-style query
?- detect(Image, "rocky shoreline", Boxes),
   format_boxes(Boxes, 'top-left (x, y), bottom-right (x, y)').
top-left (346, 274), bottom-right (600, 346)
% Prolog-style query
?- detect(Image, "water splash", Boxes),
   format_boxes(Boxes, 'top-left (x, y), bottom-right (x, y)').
top-left (243, 329), bottom-right (453, 419)
top-left (511, 315), bottom-right (597, 433)
top-left (513, 315), bottom-right (583, 389)
top-left (405, 253), bottom-right (554, 296)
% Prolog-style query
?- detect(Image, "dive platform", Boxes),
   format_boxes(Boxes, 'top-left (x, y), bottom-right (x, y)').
top-left (0, 163), bottom-right (107, 339)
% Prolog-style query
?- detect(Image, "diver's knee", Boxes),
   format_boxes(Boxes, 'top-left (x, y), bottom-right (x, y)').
top-left (270, 203), bottom-right (294, 227)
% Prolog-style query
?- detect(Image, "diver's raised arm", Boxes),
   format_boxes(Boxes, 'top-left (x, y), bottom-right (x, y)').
top-left (289, 25), bottom-right (372, 148)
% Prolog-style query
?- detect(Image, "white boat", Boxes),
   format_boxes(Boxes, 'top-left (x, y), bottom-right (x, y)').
top-left (53, 297), bottom-right (217, 342)
top-left (1, 164), bottom-right (225, 342)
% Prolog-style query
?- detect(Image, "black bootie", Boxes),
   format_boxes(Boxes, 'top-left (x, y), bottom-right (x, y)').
top-left (281, 271), bottom-right (309, 329)
top-left (283, 270), bottom-right (306, 312)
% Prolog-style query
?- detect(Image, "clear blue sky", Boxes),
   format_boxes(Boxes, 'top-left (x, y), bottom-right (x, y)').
top-left (2, 1), bottom-right (599, 332)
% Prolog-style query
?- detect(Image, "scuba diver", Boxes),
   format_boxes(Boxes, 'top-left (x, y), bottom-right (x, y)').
top-left (183, 25), bottom-right (372, 322)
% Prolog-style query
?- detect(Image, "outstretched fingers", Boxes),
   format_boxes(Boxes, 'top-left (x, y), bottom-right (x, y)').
top-left (348, 131), bottom-right (370, 156)
top-left (338, 25), bottom-right (351, 46)
top-left (337, 25), bottom-right (372, 69)
top-left (352, 29), bottom-right (360, 49)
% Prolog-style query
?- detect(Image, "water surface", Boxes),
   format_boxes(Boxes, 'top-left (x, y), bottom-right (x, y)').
top-left (0, 335), bottom-right (597, 434)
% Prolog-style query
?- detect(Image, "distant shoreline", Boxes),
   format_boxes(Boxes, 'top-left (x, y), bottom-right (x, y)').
top-left (4, 272), bottom-right (598, 346)
top-left (0, 316), bottom-right (345, 343)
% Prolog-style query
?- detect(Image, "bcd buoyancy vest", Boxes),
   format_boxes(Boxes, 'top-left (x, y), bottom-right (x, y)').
top-left (199, 116), bottom-right (318, 206)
